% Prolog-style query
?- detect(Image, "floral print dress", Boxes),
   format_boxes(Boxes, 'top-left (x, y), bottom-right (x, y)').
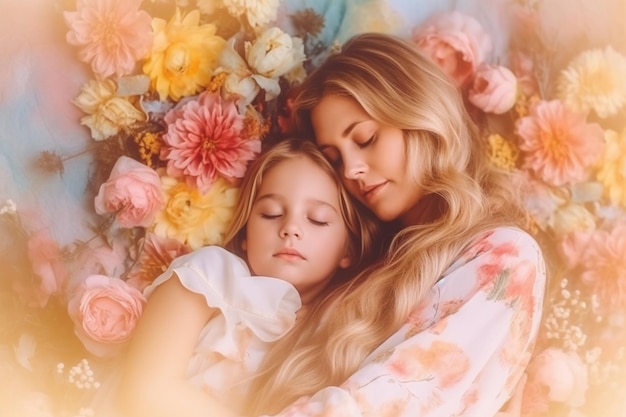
top-left (262, 226), bottom-right (546, 417)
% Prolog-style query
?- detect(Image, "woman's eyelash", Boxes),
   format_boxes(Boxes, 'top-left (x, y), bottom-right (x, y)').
top-left (358, 135), bottom-right (375, 148)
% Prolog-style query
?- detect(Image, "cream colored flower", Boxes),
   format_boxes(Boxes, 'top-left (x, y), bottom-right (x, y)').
top-left (597, 128), bottom-right (626, 207)
top-left (246, 27), bottom-right (305, 100)
top-left (221, 0), bottom-right (279, 28)
top-left (152, 175), bottom-right (239, 249)
top-left (218, 38), bottom-right (260, 109)
top-left (557, 46), bottom-right (626, 118)
top-left (143, 9), bottom-right (225, 101)
top-left (552, 203), bottom-right (597, 239)
top-left (73, 79), bottom-right (146, 141)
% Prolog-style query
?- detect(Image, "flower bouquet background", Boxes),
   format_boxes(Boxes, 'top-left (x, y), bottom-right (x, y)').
top-left (1, 0), bottom-right (626, 416)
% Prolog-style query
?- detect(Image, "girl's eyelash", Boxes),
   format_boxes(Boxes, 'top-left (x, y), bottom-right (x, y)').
top-left (261, 213), bottom-right (281, 219)
top-left (308, 218), bottom-right (329, 226)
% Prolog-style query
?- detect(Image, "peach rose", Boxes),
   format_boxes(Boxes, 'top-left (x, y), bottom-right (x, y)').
top-left (68, 274), bottom-right (146, 357)
top-left (468, 64), bottom-right (518, 114)
top-left (94, 156), bottom-right (164, 228)
top-left (411, 11), bottom-right (492, 86)
top-left (526, 347), bottom-right (588, 407)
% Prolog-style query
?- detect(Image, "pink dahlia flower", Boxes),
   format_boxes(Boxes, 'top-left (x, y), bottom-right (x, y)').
top-left (64, 0), bottom-right (153, 79)
top-left (161, 91), bottom-right (262, 194)
top-left (515, 100), bottom-right (604, 186)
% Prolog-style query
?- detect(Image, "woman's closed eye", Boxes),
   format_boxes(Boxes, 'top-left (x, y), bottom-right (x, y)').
top-left (357, 134), bottom-right (375, 148)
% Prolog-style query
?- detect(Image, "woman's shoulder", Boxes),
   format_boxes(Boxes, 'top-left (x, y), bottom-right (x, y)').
top-left (468, 226), bottom-right (542, 255)
top-left (442, 226), bottom-right (545, 280)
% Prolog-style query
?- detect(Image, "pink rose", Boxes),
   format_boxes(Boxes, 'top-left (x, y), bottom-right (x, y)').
top-left (526, 347), bottom-right (588, 407)
top-left (67, 274), bottom-right (146, 357)
top-left (411, 11), bottom-right (493, 86)
top-left (94, 156), bottom-right (164, 228)
top-left (468, 64), bottom-right (518, 114)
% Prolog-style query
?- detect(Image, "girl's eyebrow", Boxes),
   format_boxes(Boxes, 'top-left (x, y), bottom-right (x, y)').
top-left (255, 194), bottom-right (339, 213)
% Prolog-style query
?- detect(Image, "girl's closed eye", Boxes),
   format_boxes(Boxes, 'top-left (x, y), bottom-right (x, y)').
top-left (260, 213), bottom-right (282, 219)
top-left (308, 217), bottom-right (329, 226)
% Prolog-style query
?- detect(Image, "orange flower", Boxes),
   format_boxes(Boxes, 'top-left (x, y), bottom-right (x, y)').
top-left (143, 9), bottom-right (225, 101)
top-left (515, 100), bottom-right (604, 186)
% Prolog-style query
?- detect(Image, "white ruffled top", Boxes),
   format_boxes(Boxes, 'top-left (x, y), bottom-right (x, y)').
top-left (144, 246), bottom-right (302, 410)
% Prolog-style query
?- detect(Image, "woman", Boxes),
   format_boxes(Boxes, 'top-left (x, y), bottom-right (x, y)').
top-left (243, 32), bottom-right (545, 416)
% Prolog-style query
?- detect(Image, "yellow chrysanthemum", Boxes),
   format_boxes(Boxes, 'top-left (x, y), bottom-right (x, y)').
top-left (143, 9), bottom-right (225, 101)
top-left (487, 134), bottom-right (518, 170)
top-left (557, 46), bottom-right (626, 118)
top-left (596, 128), bottom-right (626, 207)
top-left (221, 0), bottom-right (279, 28)
top-left (152, 175), bottom-right (239, 249)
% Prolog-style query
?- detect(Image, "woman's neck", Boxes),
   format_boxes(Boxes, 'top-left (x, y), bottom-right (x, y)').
top-left (400, 194), bottom-right (444, 227)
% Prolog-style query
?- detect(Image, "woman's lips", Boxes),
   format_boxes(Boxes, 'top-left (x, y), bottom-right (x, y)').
top-left (362, 181), bottom-right (387, 202)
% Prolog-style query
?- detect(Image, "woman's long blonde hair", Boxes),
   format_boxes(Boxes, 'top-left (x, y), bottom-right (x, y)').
top-left (246, 33), bottom-right (527, 415)
top-left (222, 138), bottom-right (381, 288)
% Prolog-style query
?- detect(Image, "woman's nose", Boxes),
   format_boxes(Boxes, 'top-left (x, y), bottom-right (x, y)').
top-left (343, 155), bottom-right (367, 180)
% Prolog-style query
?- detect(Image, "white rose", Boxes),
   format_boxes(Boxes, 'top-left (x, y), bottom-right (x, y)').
top-left (218, 39), bottom-right (260, 109)
top-left (246, 27), bottom-right (305, 79)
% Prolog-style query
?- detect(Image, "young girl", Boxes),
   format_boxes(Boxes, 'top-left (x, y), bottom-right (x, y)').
top-left (117, 138), bottom-right (381, 416)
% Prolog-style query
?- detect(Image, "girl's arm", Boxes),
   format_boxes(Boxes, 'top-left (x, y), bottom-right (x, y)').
top-left (118, 275), bottom-right (238, 417)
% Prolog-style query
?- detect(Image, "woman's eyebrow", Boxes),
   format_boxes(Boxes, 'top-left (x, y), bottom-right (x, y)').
top-left (318, 120), bottom-right (367, 151)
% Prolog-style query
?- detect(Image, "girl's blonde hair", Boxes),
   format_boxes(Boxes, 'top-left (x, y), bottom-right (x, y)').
top-left (222, 138), bottom-right (381, 288)
top-left (246, 33), bottom-right (527, 415)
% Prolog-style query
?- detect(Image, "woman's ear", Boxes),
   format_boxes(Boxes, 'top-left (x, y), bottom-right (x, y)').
top-left (241, 238), bottom-right (247, 252)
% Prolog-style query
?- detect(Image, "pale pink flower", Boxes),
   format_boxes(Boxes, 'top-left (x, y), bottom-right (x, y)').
top-left (518, 171), bottom-right (566, 231)
top-left (161, 91), bottom-right (261, 194)
top-left (67, 274), bottom-right (146, 357)
top-left (125, 233), bottom-right (190, 292)
top-left (64, 0), bottom-right (152, 79)
top-left (16, 229), bottom-right (69, 308)
top-left (580, 224), bottom-right (626, 312)
top-left (510, 51), bottom-right (539, 97)
top-left (557, 230), bottom-right (594, 270)
top-left (94, 156), bottom-right (164, 228)
top-left (525, 347), bottom-right (588, 407)
top-left (69, 238), bottom-right (128, 287)
top-left (515, 100), bottom-right (604, 186)
top-left (411, 11), bottom-right (492, 86)
top-left (468, 64), bottom-right (518, 114)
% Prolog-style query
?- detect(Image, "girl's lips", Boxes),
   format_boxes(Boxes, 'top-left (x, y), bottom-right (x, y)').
top-left (274, 248), bottom-right (304, 260)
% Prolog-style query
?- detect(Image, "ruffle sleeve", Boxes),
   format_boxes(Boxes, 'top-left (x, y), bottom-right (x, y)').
top-left (144, 246), bottom-right (302, 354)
